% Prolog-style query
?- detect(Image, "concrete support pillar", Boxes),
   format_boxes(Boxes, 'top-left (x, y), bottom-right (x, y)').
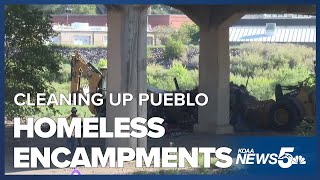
top-left (194, 24), bottom-right (233, 134)
top-left (106, 5), bottom-right (148, 148)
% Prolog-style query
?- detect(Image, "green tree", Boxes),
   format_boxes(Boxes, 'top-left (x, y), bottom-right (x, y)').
top-left (149, 5), bottom-right (183, 15)
top-left (71, 5), bottom-right (97, 14)
top-left (5, 5), bottom-right (63, 118)
top-left (29, 5), bottom-right (97, 14)
top-left (152, 25), bottom-right (176, 44)
top-left (172, 23), bottom-right (199, 45)
top-left (164, 38), bottom-right (186, 60)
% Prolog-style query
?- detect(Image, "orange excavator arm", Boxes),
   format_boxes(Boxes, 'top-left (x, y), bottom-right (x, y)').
top-left (70, 52), bottom-right (103, 115)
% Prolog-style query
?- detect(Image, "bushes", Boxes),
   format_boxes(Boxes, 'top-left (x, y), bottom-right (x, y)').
top-left (152, 23), bottom-right (200, 45)
top-left (147, 61), bottom-right (311, 101)
top-left (167, 61), bottom-right (198, 89)
top-left (152, 25), bottom-right (176, 44)
top-left (164, 38), bottom-right (186, 60)
top-left (295, 73), bottom-right (316, 136)
top-left (147, 48), bottom-right (153, 61)
top-left (231, 43), bottom-right (315, 71)
top-left (230, 53), bottom-right (264, 77)
top-left (148, 42), bottom-right (315, 101)
top-left (229, 43), bottom-right (315, 100)
top-left (231, 75), bottom-right (276, 100)
top-left (95, 58), bottom-right (108, 69)
top-left (55, 63), bottom-right (71, 83)
top-left (172, 23), bottom-right (200, 45)
top-left (231, 65), bottom-right (311, 100)
top-left (147, 61), bottom-right (198, 91)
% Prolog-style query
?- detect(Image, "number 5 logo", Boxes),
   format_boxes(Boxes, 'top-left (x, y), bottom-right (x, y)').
top-left (278, 147), bottom-right (294, 168)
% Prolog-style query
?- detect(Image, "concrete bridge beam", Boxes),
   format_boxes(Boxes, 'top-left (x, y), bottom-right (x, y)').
top-left (195, 24), bottom-right (233, 134)
top-left (173, 6), bottom-right (245, 134)
top-left (105, 5), bottom-right (148, 148)
top-left (192, 10), bottom-right (243, 134)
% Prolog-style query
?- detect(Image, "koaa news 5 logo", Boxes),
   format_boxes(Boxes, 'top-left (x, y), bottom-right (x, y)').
top-left (236, 147), bottom-right (306, 168)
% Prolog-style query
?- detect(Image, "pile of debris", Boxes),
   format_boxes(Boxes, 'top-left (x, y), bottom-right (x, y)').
top-left (147, 78), bottom-right (315, 133)
top-left (147, 78), bottom-right (198, 132)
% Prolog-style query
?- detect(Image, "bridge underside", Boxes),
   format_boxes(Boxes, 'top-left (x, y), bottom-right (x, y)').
top-left (104, 4), bottom-right (316, 148)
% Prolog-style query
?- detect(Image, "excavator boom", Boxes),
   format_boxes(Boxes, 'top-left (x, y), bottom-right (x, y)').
top-left (70, 52), bottom-right (104, 115)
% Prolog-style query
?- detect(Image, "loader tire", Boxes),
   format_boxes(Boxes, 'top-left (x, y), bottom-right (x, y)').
top-left (269, 99), bottom-right (299, 131)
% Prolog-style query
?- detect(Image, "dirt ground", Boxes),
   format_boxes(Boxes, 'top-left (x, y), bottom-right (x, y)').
top-left (5, 122), bottom-right (291, 175)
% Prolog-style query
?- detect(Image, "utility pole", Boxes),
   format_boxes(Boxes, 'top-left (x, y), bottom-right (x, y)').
top-left (65, 5), bottom-right (72, 25)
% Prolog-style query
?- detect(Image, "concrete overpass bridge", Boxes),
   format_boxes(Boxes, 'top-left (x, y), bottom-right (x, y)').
top-left (104, 4), bottom-right (316, 148)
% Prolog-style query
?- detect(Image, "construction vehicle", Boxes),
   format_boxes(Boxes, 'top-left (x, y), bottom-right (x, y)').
top-left (147, 78), bottom-right (198, 131)
top-left (271, 82), bottom-right (316, 130)
top-left (70, 52), bottom-right (107, 116)
top-left (230, 80), bottom-right (316, 131)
